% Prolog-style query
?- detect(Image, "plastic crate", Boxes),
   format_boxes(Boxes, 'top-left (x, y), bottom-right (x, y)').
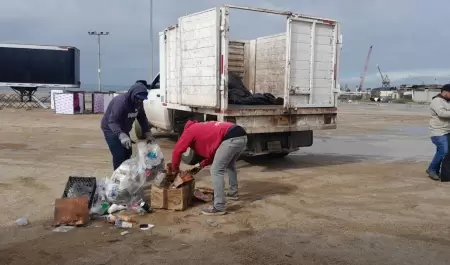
top-left (62, 176), bottom-right (97, 208)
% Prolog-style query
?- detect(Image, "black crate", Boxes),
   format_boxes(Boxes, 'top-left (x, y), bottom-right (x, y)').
top-left (62, 176), bottom-right (97, 208)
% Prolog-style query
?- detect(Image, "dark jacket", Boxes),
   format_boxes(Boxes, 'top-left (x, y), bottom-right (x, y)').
top-left (101, 83), bottom-right (150, 136)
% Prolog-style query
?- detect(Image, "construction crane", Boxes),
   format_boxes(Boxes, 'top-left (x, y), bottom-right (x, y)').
top-left (376, 64), bottom-right (391, 88)
top-left (358, 45), bottom-right (373, 91)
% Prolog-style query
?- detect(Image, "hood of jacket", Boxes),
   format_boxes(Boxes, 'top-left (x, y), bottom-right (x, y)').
top-left (127, 82), bottom-right (148, 107)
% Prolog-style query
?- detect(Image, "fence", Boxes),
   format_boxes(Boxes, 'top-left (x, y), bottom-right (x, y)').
top-left (411, 90), bottom-right (440, 103)
top-left (0, 93), bottom-right (51, 110)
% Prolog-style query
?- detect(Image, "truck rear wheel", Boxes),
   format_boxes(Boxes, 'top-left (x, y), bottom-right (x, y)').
top-left (181, 147), bottom-right (203, 165)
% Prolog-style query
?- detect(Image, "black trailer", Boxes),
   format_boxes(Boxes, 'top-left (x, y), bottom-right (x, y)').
top-left (0, 43), bottom-right (80, 107)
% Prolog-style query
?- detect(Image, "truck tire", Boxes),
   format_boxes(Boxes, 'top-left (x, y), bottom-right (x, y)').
top-left (181, 147), bottom-right (203, 165)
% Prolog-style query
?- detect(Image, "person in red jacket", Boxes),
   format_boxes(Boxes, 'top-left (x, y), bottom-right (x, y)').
top-left (172, 120), bottom-right (247, 215)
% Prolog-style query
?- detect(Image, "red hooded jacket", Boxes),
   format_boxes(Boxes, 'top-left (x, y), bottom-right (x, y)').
top-left (171, 120), bottom-right (235, 171)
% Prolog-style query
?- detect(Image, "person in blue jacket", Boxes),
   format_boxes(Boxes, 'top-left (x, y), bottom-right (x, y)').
top-left (101, 80), bottom-right (154, 170)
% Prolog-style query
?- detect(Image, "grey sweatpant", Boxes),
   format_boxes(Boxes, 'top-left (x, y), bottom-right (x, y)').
top-left (210, 136), bottom-right (247, 211)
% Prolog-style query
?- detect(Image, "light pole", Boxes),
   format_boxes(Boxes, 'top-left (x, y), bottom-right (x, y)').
top-left (149, 0), bottom-right (154, 80)
top-left (88, 31), bottom-right (109, 92)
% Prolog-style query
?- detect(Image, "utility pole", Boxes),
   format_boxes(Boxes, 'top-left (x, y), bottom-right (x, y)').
top-left (149, 0), bottom-right (154, 80)
top-left (88, 31), bottom-right (109, 92)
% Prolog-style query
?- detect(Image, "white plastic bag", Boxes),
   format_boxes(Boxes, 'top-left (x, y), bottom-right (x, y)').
top-left (105, 141), bottom-right (165, 206)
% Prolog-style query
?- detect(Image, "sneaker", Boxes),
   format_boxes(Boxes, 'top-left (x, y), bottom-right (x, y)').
top-left (426, 169), bottom-right (440, 181)
top-left (201, 205), bottom-right (226, 216)
top-left (225, 192), bottom-right (239, 201)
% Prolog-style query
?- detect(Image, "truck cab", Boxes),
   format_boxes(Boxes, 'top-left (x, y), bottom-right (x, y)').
top-left (142, 73), bottom-right (174, 132)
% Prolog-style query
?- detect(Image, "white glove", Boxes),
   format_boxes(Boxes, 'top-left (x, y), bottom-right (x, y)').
top-left (145, 131), bottom-right (155, 142)
top-left (118, 133), bottom-right (132, 149)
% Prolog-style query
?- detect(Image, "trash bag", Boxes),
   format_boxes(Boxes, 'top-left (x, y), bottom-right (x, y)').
top-left (105, 141), bottom-right (165, 206)
top-left (89, 179), bottom-right (109, 216)
top-left (227, 72), bottom-right (283, 105)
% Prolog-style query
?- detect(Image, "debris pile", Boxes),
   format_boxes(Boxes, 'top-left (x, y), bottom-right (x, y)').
top-left (51, 140), bottom-right (203, 232)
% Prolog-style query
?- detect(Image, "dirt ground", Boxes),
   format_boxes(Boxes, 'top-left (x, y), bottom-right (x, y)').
top-left (1, 102), bottom-right (450, 265)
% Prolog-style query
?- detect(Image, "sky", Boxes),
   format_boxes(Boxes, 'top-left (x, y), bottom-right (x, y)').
top-left (0, 0), bottom-right (449, 90)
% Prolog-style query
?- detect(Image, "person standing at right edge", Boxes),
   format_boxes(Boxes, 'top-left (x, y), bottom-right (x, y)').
top-left (427, 84), bottom-right (450, 181)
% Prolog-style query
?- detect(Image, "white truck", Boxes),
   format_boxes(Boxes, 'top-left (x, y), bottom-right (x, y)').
top-left (135, 5), bottom-right (342, 165)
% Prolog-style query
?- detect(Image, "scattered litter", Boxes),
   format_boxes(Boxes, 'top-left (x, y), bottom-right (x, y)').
top-left (120, 231), bottom-right (130, 236)
top-left (106, 214), bottom-right (118, 224)
top-left (171, 171), bottom-right (194, 188)
top-left (194, 187), bottom-right (214, 202)
top-left (139, 200), bottom-right (152, 213)
top-left (256, 196), bottom-right (263, 200)
top-left (107, 204), bottom-right (127, 214)
top-left (206, 219), bottom-right (218, 227)
top-left (56, 141), bottom-right (203, 230)
top-left (139, 224), bottom-right (155, 231)
top-left (115, 219), bottom-right (133, 228)
top-left (53, 225), bottom-right (75, 232)
top-left (15, 217), bottom-right (29, 227)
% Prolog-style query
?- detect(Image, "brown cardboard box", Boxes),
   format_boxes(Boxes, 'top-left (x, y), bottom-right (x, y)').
top-left (151, 180), bottom-right (195, 211)
top-left (53, 196), bottom-right (89, 226)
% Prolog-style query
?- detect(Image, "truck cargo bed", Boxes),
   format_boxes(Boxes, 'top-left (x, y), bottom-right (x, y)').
top-left (228, 104), bottom-right (284, 110)
top-left (159, 5), bottom-right (340, 112)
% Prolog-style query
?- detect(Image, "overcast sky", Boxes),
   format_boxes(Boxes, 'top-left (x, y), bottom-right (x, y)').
top-left (1, 0), bottom-right (449, 89)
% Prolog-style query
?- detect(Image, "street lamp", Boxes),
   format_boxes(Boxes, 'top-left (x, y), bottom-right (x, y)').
top-left (88, 31), bottom-right (110, 92)
top-left (149, 0), bottom-right (154, 79)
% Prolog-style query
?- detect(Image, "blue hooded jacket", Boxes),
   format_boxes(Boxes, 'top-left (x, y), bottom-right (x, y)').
top-left (101, 83), bottom-right (150, 136)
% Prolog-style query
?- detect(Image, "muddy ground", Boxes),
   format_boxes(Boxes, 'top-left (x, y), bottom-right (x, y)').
top-left (1, 102), bottom-right (449, 265)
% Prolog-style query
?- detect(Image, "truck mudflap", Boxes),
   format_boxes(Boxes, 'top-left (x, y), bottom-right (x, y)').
top-left (243, 130), bottom-right (313, 156)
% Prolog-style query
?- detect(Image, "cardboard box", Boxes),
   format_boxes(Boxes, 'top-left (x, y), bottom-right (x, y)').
top-left (151, 180), bottom-right (195, 211)
top-left (53, 196), bottom-right (89, 226)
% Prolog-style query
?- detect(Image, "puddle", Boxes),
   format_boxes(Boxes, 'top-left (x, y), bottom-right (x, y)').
top-left (308, 129), bottom-right (433, 163)
top-left (0, 143), bottom-right (28, 150)
top-left (386, 125), bottom-right (428, 137)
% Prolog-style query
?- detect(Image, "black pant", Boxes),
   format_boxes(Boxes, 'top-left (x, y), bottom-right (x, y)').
top-left (103, 130), bottom-right (132, 170)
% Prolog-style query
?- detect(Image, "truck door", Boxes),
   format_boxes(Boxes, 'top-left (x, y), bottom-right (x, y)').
top-left (285, 16), bottom-right (339, 108)
top-left (178, 8), bottom-right (221, 108)
top-left (146, 74), bottom-right (172, 130)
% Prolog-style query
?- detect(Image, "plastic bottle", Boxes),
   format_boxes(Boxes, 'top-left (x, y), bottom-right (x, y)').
top-left (100, 201), bottom-right (110, 214)
top-left (114, 219), bottom-right (133, 228)
top-left (145, 144), bottom-right (163, 167)
top-left (16, 217), bottom-right (29, 226)
top-left (154, 172), bottom-right (167, 188)
top-left (106, 214), bottom-right (118, 224)
top-left (146, 151), bottom-right (161, 167)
